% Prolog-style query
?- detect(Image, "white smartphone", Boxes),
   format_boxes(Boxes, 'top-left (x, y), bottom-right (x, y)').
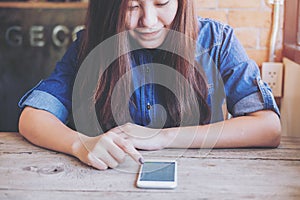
top-left (136, 159), bottom-right (177, 189)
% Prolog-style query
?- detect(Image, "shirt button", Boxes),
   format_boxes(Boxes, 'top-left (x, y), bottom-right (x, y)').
top-left (259, 79), bottom-right (264, 85)
top-left (146, 103), bottom-right (151, 110)
top-left (146, 67), bottom-right (150, 73)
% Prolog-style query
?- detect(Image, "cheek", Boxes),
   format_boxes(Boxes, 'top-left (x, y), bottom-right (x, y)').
top-left (163, 2), bottom-right (178, 26)
top-left (125, 13), bottom-right (139, 30)
top-left (163, 14), bottom-right (177, 26)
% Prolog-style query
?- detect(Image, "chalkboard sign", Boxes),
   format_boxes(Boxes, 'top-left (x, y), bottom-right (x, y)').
top-left (0, 3), bottom-right (87, 131)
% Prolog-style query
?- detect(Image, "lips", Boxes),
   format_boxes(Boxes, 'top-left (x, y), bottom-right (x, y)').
top-left (135, 28), bottom-right (162, 41)
top-left (129, 27), bottom-right (169, 48)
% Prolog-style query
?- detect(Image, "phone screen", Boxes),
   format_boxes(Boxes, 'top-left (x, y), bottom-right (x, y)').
top-left (140, 161), bottom-right (175, 182)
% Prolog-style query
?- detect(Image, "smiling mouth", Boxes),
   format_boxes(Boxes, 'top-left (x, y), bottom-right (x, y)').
top-left (135, 29), bottom-right (162, 40)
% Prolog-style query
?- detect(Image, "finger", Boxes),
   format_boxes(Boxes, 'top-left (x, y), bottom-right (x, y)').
top-left (98, 150), bottom-right (120, 169)
top-left (110, 124), bottom-right (133, 138)
top-left (114, 137), bottom-right (144, 164)
top-left (110, 125), bottom-right (130, 135)
top-left (104, 132), bottom-right (127, 163)
top-left (117, 132), bottom-right (129, 140)
top-left (107, 144), bottom-right (126, 163)
top-left (87, 152), bottom-right (108, 170)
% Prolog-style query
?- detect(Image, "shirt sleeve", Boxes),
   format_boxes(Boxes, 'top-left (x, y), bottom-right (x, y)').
top-left (18, 84), bottom-right (69, 123)
top-left (218, 25), bottom-right (280, 117)
top-left (18, 31), bottom-right (83, 124)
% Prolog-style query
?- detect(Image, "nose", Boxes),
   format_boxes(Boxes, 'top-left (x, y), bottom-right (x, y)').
top-left (139, 6), bottom-right (158, 28)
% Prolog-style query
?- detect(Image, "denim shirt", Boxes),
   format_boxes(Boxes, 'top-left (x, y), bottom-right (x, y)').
top-left (19, 18), bottom-right (280, 129)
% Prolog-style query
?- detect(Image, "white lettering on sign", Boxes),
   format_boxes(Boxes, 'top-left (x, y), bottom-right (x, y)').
top-left (4, 25), bottom-right (85, 47)
top-left (5, 26), bottom-right (22, 46)
top-left (52, 25), bottom-right (70, 47)
top-left (30, 26), bottom-right (45, 47)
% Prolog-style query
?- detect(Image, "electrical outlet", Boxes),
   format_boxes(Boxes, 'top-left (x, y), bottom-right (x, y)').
top-left (262, 62), bottom-right (283, 97)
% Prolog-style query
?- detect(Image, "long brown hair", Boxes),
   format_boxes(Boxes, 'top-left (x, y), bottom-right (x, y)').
top-left (78, 0), bottom-right (210, 132)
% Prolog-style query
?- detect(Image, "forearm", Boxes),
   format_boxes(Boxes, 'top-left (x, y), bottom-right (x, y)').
top-left (165, 110), bottom-right (281, 148)
top-left (18, 107), bottom-right (82, 156)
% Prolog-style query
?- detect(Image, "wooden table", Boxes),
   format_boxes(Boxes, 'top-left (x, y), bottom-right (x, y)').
top-left (1, 132), bottom-right (300, 199)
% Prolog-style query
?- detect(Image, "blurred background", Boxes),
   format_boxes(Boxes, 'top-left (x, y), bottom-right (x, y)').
top-left (0, 0), bottom-right (299, 136)
top-left (0, 0), bottom-right (87, 131)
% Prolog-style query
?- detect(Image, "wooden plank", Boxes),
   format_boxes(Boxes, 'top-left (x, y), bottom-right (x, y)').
top-left (1, 153), bottom-right (300, 199)
top-left (1, 132), bottom-right (300, 161)
top-left (280, 135), bottom-right (300, 143)
top-left (1, 189), bottom-right (299, 200)
top-left (0, 132), bottom-right (51, 154)
top-left (1, 132), bottom-right (300, 199)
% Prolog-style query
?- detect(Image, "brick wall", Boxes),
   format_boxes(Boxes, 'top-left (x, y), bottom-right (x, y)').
top-left (195, 0), bottom-right (284, 67)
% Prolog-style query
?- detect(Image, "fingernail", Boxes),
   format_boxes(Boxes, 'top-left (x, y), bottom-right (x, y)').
top-left (139, 157), bottom-right (144, 164)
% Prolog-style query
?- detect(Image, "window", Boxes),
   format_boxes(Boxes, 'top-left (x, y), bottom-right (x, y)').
top-left (283, 0), bottom-right (300, 64)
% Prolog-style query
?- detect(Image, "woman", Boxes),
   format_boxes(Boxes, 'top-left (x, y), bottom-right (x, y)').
top-left (18, 0), bottom-right (281, 170)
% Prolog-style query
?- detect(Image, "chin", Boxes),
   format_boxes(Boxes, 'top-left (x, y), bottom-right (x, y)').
top-left (137, 40), bottom-right (164, 49)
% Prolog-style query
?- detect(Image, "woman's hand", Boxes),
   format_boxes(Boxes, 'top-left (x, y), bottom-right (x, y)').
top-left (116, 123), bottom-right (171, 151)
top-left (73, 128), bottom-right (144, 170)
